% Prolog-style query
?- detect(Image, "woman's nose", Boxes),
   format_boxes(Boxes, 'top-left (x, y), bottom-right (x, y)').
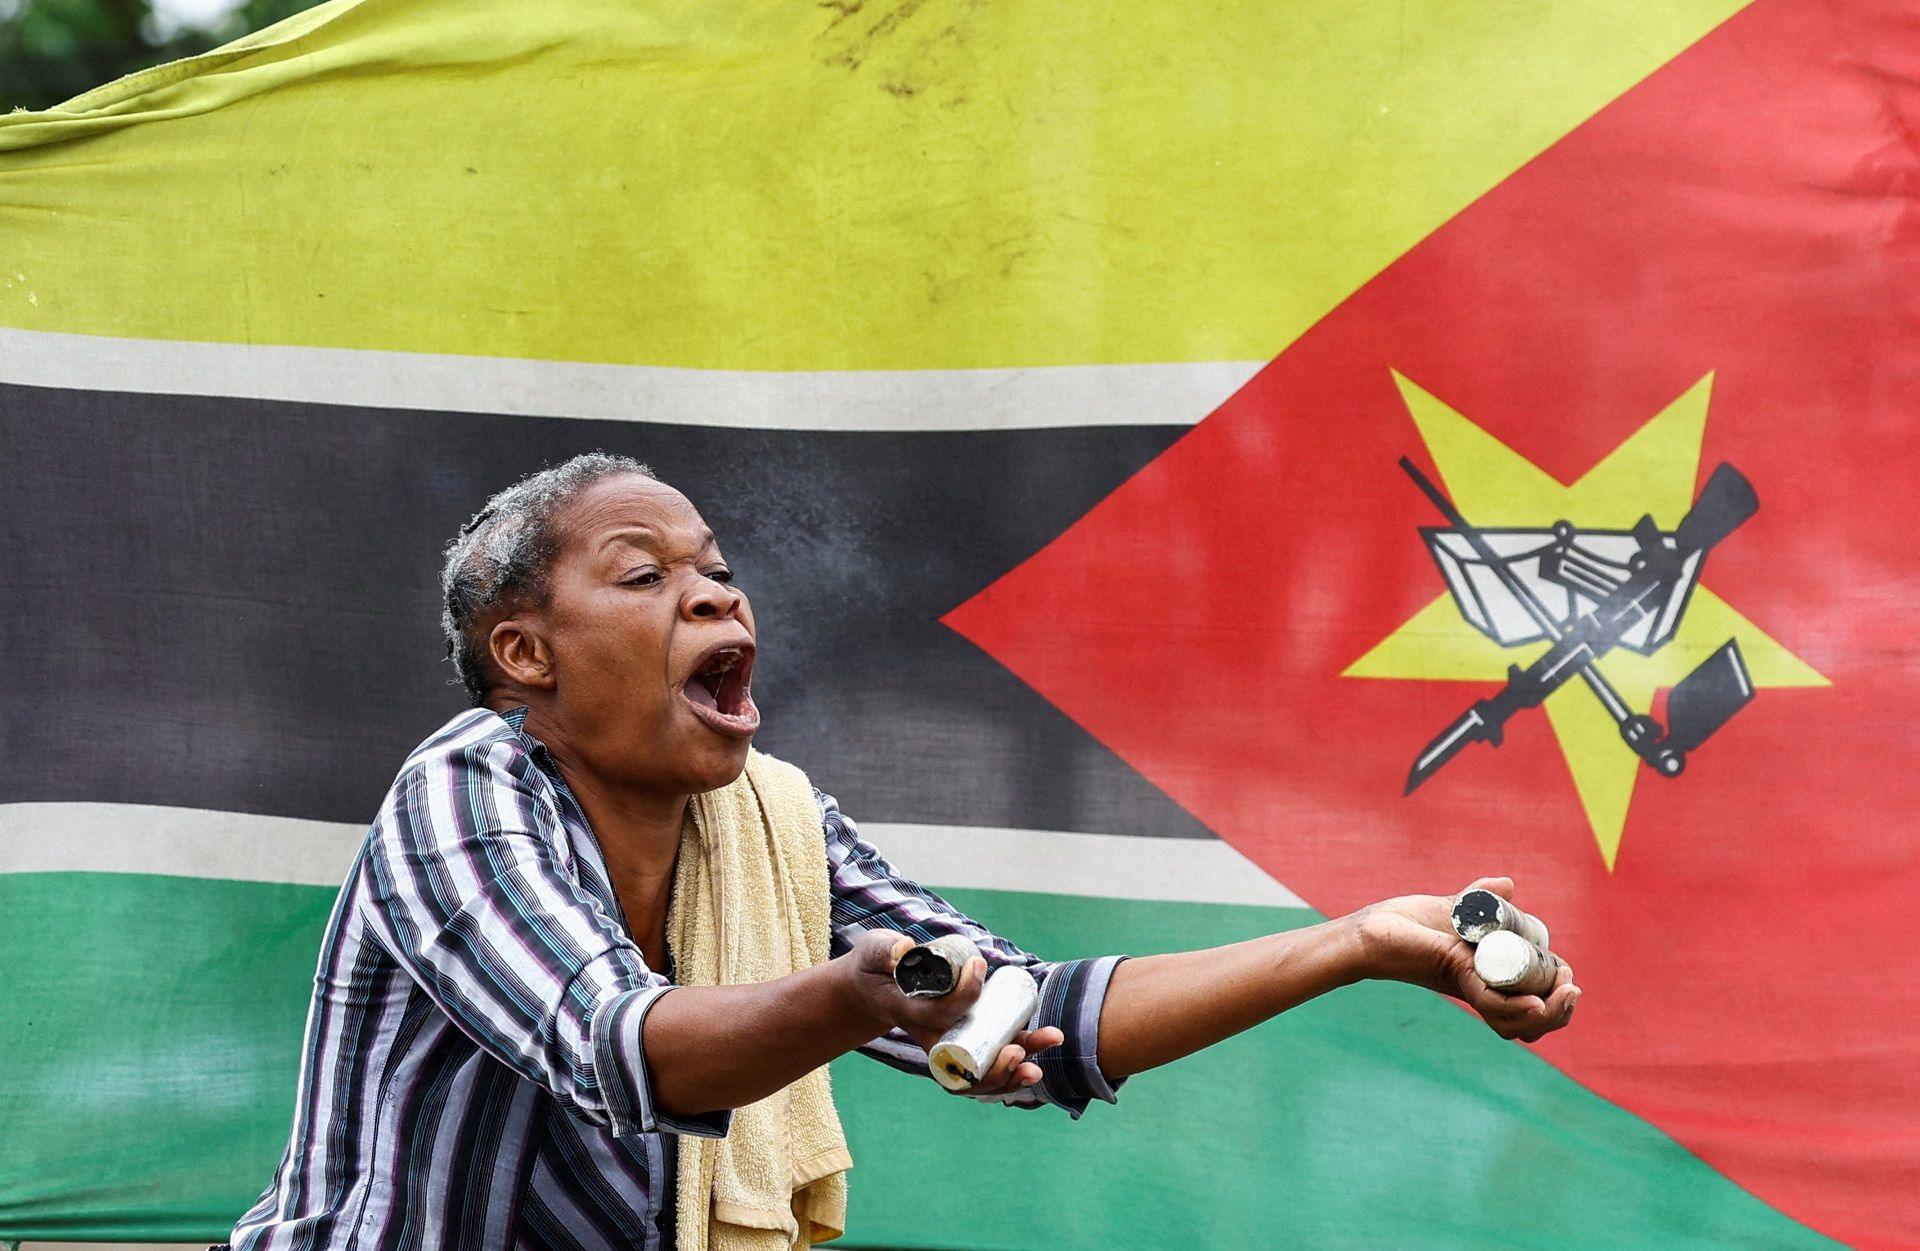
top-left (683, 575), bottom-right (743, 620)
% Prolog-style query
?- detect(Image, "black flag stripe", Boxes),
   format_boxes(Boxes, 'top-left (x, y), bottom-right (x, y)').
top-left (2, 382), bottom-right (1214, 841)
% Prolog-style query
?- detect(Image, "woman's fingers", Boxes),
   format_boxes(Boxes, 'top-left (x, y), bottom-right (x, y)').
top-left (1465, 875), bottom-right (1516, 901)
top-left (1479, 987), bottom-right (1547, 1019)
top-left (968, 1042), bottom-right (1034, 1094)
top-left (1518, 983), bottom-right (1581, 1043)
top-left (1464, 961), bottom-right (1579, 1041)
top-left (852, 929), bottom-right (916, 978)
top-left (964, 1029), bottom-right (1057, 1093)
top-left (1015, 1026), bottom-right (1064, 1057)
top-left (1540, 976), bottom-right (1581, 1027)
top-left (1457, 965), bottom-right (1537, 1017)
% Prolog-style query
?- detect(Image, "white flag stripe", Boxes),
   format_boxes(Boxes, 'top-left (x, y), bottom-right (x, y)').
top-left (862, 820), bottom-right (1307, 909)
top-left (0, 326), bottom-right (1261, 432)
top-left (0, 801), bottom-right (1307, 910)
top-left (3, 802), bottom-right (364, 888)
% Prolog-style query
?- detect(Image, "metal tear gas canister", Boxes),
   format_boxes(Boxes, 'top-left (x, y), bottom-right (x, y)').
top-left (1450, 888), bottom-right (1550, 950)
top-left (893, 934), bottom-right (981, 998)
top-left (927, 965), bottom-right (1040, 1092)
top-left (1473, 930), bottom-right (1564, 995)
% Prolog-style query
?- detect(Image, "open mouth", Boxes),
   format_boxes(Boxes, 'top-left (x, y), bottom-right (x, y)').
top-left (680, 640), bottom-right (760, 737)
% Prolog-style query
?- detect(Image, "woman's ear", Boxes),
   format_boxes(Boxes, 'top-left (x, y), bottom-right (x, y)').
top-left (490, 617), bottom-right (556, 691)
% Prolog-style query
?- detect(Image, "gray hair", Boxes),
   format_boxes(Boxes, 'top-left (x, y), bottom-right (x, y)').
top-left (441, 453), bottom-right (656, 705)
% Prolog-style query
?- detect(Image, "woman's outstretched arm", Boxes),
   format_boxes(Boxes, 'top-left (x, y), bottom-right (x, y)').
top-left (1096, 876), bottom-right (1580, 1080)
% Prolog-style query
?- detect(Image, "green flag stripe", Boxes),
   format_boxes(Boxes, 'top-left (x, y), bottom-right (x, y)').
top-left (0, 872), bottom-right (1837, 1248)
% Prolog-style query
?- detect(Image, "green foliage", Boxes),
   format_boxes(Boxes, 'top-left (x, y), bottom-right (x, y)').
top-left (1, 0), bottom-right (322, 112)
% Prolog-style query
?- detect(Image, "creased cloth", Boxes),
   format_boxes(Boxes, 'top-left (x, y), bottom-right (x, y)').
top-left (670, 750), bottom-right (852, 1250)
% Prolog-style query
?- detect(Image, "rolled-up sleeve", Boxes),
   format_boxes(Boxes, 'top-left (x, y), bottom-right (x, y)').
top-left (820, 792), bottom-right (1127, 1118)
top-left (363, 738), bottom-right (729, 1140)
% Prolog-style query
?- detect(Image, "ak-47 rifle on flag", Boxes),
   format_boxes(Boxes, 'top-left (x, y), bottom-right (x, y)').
top-left (1401, 456), bottom-right (1759, 794)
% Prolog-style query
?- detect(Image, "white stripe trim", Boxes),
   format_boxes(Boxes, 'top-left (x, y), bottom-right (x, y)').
top-left (0, 326), bottom-right (1262, 432)
top-left (859, 821), bottom-right (1307, 909)
top-left (1, 802), bottom-right (366, 887)
top-left (0, 802), bottom-right (1308, 910)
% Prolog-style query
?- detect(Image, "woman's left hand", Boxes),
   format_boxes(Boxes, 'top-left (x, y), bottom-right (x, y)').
top-left (1346, 875), bottom-right (1580, 1044)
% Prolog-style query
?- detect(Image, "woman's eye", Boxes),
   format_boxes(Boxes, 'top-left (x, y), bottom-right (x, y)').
top-left (707, 568), bottom-right (734, 584)
top-left (625, 570), bottom-right (663, 586)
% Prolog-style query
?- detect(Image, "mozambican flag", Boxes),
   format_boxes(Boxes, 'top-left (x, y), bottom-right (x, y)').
top-left (1, 0), bottom-right (1913, 1247)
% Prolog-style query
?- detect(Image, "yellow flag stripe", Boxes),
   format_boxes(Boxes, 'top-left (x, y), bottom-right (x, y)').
top-left (0, 0), bottom-right (1748, 372)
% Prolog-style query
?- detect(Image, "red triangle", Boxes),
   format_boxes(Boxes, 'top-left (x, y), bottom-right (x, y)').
top-left (946, 1), bottom-right (1920, 1245)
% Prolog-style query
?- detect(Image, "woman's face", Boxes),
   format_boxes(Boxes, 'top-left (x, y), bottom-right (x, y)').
top-left (504, 472), bottom-right (758, 797)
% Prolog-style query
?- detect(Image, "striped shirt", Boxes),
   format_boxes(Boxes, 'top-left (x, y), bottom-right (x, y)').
top-left (230, 706), bottom-right (1125, 1250)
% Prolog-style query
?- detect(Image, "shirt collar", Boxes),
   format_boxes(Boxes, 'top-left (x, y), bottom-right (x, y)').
top-left (499, 705), bottom-right (564, 780)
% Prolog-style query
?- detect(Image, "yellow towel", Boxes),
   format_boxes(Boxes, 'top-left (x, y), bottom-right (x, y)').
top-left (669, 750), bottom-right (852, 1251)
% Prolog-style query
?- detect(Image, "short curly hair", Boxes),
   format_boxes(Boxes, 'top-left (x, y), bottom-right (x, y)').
top-left (440, 453), bottom-right (656, 705)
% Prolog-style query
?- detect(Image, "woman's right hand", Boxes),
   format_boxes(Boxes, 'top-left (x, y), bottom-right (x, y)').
top-left (841, 930), bottom-right (1063, 1096)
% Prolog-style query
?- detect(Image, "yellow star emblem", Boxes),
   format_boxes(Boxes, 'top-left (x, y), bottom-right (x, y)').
top-left (1344, 372), bottom-right (1827, 869)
